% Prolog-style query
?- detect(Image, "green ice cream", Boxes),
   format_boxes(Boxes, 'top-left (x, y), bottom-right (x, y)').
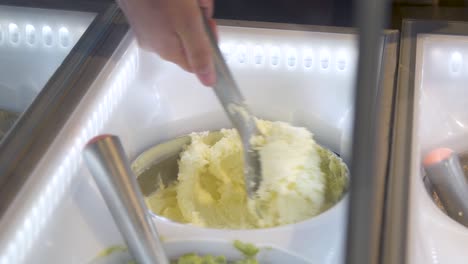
top-left (172, 241), bottom-right (259, 264)
top-left (94, 241), bottom-right (259, 264)
top-left (171, 253), bottom-right (257, 264)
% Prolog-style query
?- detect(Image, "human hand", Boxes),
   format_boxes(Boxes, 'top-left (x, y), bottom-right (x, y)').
top-left (118, 0), bottom-right (217, 86)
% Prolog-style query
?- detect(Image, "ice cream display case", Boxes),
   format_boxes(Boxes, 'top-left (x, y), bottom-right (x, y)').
top-left (0, 6), bottom-right (398, 264)
top-left (388, 20), bottom-right (468, 264)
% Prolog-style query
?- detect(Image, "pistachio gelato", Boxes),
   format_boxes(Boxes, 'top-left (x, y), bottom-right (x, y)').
top-left (93, 241), bottom-right (259, 264)
top-left (145, 120), bottom-right (348, 228)
top-left (172, 240), bottom-right (259, 264)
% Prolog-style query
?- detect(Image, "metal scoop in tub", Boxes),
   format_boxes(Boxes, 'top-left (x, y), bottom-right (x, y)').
top-left (132, 119), bottom-right (349, 229)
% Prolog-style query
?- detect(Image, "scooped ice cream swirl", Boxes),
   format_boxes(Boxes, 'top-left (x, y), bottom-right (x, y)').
top-left (145, 119), bottom-right (348, 229)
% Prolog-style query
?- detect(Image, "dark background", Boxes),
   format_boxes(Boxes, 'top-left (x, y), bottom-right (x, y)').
top-left (5, 0), bottom-right (468, 30)
top-left (213, 0), bottom-right (468, 29)
top-left (214, 0), bottom-right (356, 27)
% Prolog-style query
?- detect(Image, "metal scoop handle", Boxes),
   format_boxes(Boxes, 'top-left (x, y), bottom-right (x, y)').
top-left (201, 13), bottom-right (261, 196)
top-left (424, 150), bottom-right (468, 227)
top-left (83, 135), bottom-right (169, 264)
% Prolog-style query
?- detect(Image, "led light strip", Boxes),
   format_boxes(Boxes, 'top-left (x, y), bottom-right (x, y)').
top-left (0, 22), bottom-right (73, 48)
top-left (220, 42), bottom-right (354, 71)
top-left (0, 41), bottom-right (139, 264)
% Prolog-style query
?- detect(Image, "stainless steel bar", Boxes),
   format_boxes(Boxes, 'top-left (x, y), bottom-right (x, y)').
top-left (346, 0), bottom-right (389, 264)
top-left (201, 13), bottom-right (261, 197)
top-left (84, 135), bottom-right (169, 264)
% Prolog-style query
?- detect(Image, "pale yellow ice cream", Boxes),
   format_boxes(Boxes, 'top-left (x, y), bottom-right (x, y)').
top-left (145, 120), bottom-right (348, 229)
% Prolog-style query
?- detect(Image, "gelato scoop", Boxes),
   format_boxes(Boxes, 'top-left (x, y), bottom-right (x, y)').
top-left (145, 120), bottom-right (348, 229)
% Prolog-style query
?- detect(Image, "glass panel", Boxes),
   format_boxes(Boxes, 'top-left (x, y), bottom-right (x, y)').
top-left (0, 5), bottom-right (95, 141)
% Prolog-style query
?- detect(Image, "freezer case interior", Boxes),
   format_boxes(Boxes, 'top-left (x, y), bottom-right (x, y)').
top-left (406, 30), bottom-right (468, 264)
top-left (0, 22), bottom-right (395, 264)
top-left (0, 5), bottom-right (95, 139)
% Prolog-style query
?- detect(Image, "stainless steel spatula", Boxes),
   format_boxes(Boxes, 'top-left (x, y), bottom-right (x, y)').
top-left (201, 14), bottom-right (262, 197)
